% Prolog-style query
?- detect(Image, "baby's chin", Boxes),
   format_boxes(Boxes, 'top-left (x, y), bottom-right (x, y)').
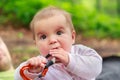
top-left (40, 53), bottom-right (49, 57)
top-left (40, 50), bottom-right (49, 55)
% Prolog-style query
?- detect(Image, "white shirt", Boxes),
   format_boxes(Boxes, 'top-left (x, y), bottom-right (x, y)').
top-left (14, 44), bottom-right (102, 80)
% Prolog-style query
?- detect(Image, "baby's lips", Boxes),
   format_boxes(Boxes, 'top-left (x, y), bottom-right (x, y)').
top-left (50, 45), bottom-right (61, 50)
top-left (52, 47), bottom-right (58, 49)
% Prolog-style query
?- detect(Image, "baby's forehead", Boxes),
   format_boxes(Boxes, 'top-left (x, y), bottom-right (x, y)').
top-left (35, 14), bottom-right (67, 25)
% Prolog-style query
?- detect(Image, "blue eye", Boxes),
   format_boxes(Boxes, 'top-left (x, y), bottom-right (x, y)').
top-left (40, 35), bottom-right (46, 40)
top-left (57, 31), bottom-right (63, 35)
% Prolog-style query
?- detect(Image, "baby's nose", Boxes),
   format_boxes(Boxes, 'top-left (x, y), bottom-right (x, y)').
top-left (49, 39), bottom-right (57, 44)
top-left (49, 36), bottom-right (58, 44)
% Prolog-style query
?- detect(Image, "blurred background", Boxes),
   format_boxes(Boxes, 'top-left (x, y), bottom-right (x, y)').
top-left (0, 0), bottom-right (120, 80)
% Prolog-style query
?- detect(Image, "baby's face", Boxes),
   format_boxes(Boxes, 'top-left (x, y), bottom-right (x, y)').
top-left (34, 14), bottom-right (75, 56)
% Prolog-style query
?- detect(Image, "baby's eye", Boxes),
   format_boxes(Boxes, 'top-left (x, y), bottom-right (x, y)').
top-left (57, 31), bottom-right (63, 35)
top-left (40, 35), bottom-right (46, 40)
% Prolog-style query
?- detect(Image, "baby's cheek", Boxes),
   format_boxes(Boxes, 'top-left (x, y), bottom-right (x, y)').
top-left (63, 45), bottom-right (71, 52)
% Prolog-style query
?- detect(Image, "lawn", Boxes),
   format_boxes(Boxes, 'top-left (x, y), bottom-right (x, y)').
top-left (0, 70), bottom-right (14, 80)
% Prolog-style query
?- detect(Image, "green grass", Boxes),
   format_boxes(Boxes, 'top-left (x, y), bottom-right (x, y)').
top-left (0, 70), bottom-right (14, 80)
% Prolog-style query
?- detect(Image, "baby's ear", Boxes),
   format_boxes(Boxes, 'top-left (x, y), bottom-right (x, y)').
top-left (72, 30), bottom-right (76, 44)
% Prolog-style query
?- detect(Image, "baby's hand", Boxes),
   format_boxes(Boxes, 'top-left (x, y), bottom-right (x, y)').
top-left (26, 56), bottom-right (47, 73)
top-left (50, 48), bottom-right (69, 66)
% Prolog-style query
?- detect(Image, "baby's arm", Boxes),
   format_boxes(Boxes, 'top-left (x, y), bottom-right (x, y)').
top-left (66, 45), bottom-right (102, 80)
top-left (14, 56), bottom-right (47, 80)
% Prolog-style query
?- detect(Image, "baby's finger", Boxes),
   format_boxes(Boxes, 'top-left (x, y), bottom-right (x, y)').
top-left (27, 57), bottom-right (42, 67)
top-left (27, 57), bottom-right (37, 66)
top-left (37, 56), bottom-right (47, 67)
top-left (40, 56), bottom-right (47, 63)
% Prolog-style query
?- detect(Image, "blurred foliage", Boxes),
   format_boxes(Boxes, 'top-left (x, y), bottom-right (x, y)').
top-left (0, 0), bottom-right (120, 39)
top-left (0, 70), bottom-right (14, 80)
top-left (17, 32), bottom-right (24, 39)
top-left (11, 45), bottom-right (39, 68)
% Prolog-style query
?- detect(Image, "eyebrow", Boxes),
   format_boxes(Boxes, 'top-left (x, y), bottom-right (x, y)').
top-left (37, 32), bottom-right (45, 36)
top-left (56, 26), bottom-right (64, 30)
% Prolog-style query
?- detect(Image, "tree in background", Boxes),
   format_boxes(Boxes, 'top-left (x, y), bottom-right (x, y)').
top-left (117, 0), bottom-right (120, 17)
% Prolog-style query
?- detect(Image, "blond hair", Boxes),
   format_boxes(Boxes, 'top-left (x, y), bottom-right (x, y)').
top-left (30, 6), bottom-right (74, 40)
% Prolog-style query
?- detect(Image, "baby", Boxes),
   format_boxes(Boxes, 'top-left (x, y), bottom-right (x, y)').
top-left (14, 6), bottom-right (102, 80)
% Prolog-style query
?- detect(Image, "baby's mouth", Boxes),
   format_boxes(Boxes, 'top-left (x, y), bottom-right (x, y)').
top-left (52, 47), bottom-right (59, 50)
top-left (51, 45), bottom-right (60, 50)
top-left (50, 43), bottom-right (60, 50)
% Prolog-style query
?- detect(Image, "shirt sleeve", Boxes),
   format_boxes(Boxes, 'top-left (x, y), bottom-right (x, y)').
top-left (14, 62), bottom-right (41, 80)
top-left (66, 45), bottom-right (102, 80)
